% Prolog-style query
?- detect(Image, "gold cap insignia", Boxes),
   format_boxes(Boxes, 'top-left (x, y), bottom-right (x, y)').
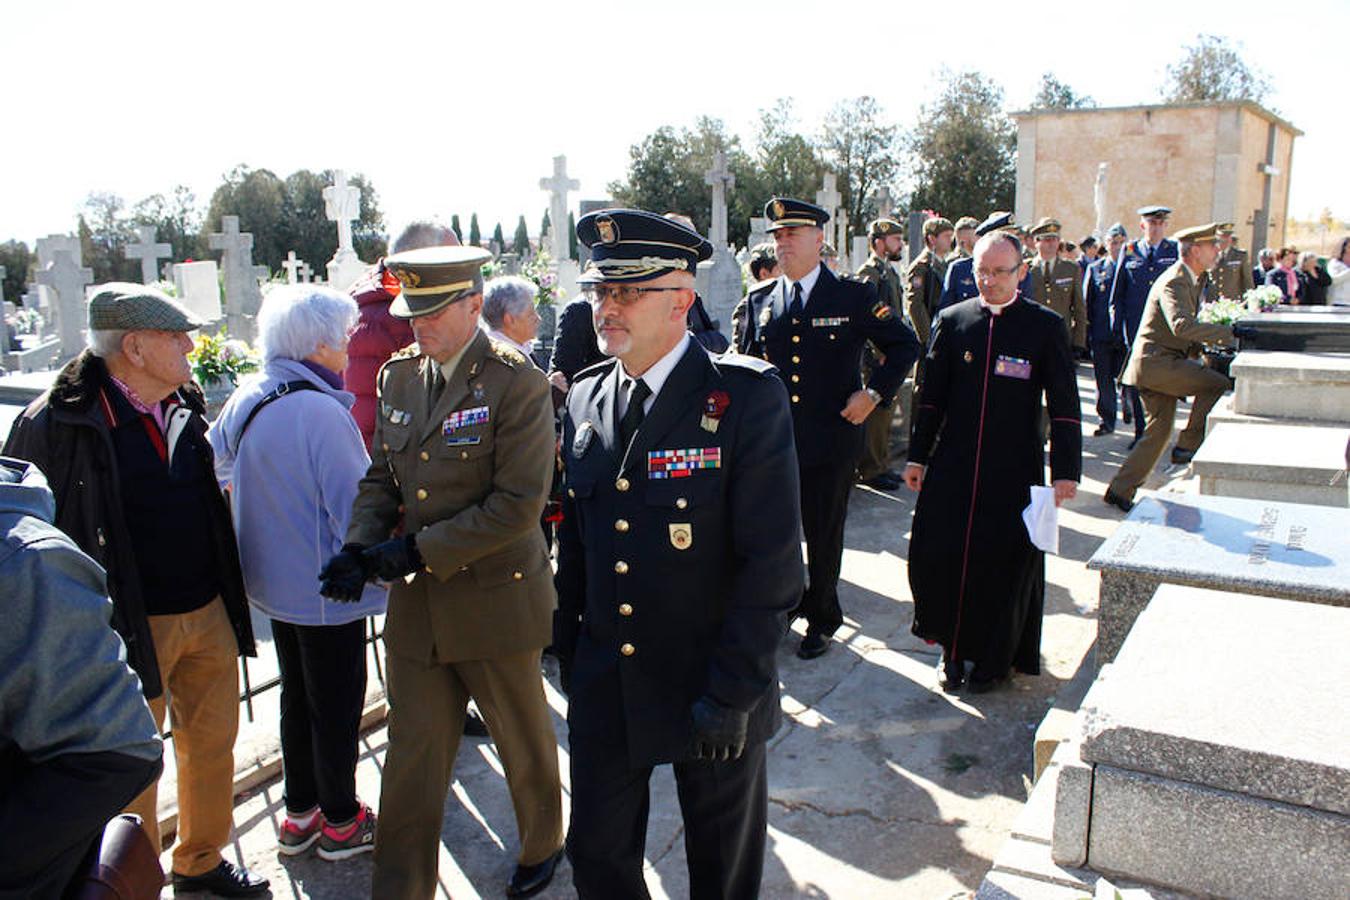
top-left (771, 200), bottom-right (785, 219)
top-left (395, 269), bottom-right (422, 288)
top-left (595, 215), bottom-right (618, 245)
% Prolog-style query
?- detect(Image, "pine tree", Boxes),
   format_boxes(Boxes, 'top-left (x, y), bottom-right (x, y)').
top-left (567, 211), bottom-right (578, 260)
top-left (469, 213), bottom-right (481, 246)
top-left (513, 216), bottom-right (530, 256)
top-left (450, 214), bottom-right (463, 243)
top-left (491, 222), bottom-right (505, 250)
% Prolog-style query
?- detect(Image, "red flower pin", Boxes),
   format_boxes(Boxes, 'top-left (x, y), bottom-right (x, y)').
top-left (704, 390), bottom-right (730, 419)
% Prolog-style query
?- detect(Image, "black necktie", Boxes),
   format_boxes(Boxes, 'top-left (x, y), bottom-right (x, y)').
top-left (428, 367), bottom-right (445, 408)
top-left (788, 282), bottom-right (803, 319)
top-left (619, 378), bottom-right (651, 449)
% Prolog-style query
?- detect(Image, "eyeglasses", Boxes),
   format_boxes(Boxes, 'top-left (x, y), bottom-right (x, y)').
top-left (975, 266), bottom-right (1022, 279)
top-left (582, 285), bottom-right (688, 306)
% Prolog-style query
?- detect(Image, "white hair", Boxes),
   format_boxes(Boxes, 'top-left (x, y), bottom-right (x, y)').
top-left (257, 285), bottom-right (358, 362)
top-left (481, 276), bottom-right (538, 329)
top-left (88, 329), bottom-right (130, 358)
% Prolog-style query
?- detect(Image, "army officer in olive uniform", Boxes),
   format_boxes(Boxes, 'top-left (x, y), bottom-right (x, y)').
top-left (555, 210), bottom-right (802, 899)
top-left (1104, 223), bottom-right (1236, 511)
top-left (854, 216), bottom-right (910, 490)
top-left (321, 246), bottom-right (564, 899)
top-left (1027, 217), bottom-right (1088, 353)
top-left (735, 197), bottom-right (921, 660)
top-left (1210, 222), bottom-right (1255, 301)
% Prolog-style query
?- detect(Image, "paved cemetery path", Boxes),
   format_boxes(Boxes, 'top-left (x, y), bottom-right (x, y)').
top-left (153, 364), bottom-right (1190, 898)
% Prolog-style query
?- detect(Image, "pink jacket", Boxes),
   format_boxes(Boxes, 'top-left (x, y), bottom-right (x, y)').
top-left (344, 263), bottom-right (414, 450)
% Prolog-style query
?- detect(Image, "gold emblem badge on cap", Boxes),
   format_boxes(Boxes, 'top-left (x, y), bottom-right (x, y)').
top-left (595, 215), bottom-right (618, 245)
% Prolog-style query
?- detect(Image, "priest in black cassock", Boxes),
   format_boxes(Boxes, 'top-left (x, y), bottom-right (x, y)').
top-left (903, 232), bottom-right (1082, 693)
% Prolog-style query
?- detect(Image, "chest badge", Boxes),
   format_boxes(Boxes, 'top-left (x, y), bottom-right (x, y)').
top-left (669, 523), bottom-right (693, 551)
top-left (473, 382), bottom-right (486, 402)
top-left (759, 304), bottom-right (773, 327)
top-left (573, 420), bottom-right (596, 456)
top-left (701, 390), bottom-right (730, 433)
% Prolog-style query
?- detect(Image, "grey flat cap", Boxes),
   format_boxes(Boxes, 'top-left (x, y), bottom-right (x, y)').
top-left (87, 283), bottom-right (204, 332)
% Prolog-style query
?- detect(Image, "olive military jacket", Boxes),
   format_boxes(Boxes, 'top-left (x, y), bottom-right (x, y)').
top-left (1210, 245), bottom-right (1254, 301)
top-left (346, 329), bottom-right (556, 663)
top-left (902, 248), bottom-right (946, 345)
top-left (1122, 262), bottom-right (1234, 388)
top-left (1027, 256), bottom-right (1088, 350)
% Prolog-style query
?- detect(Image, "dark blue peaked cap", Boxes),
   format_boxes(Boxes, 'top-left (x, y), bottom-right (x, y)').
top-left (975, 211), bottom-right (1015, 236)
top-left (576, 209), bottom-right (713, 283)
top-left (765, 197), bottom-right (830, 231)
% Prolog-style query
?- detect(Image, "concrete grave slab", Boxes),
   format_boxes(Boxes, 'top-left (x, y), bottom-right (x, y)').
top-left (1192, 421), bottom-right (1349, 507)
top-left (1230, 350), bottom-right (1350, 424)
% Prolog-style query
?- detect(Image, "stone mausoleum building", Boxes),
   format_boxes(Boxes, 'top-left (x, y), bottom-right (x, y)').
top-left (1012, 101), bottom-right (1301, 253)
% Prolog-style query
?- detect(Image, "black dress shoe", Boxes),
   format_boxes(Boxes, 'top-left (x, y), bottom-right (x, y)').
top-left (507, 847), bottom-right (564, 898)
top-left (464, 710), bottom-right (490, 737)
top-left (938, 654), bottom-right (965, 692)
top-left (1092, 424), bottom-right (1114, 436)
top-left (1102, 488), bottom-right (1134, 513)
top-left (1121, 407), bottom-right (1132, 425)
top-left (797, 633), bottom-right (830, 660)
top-left (1127, 434), bottom-right (1142, 450)
top-left (1170, 445), bottom-right (1196, 465)
top-left (967, 670), bottom-right (1009, 694)
top-left (862, 473), bottom-right (902, 491)
top-left (173, 861), bottom-right (270, 897)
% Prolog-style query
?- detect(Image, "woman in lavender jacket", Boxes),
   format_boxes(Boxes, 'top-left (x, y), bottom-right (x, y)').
top-left (208, 285), bottom-right (385, 861)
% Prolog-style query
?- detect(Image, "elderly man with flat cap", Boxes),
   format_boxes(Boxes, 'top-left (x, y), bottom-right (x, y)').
top-left (554, 209), bottom-right (802, 898)
top-left (855, 216), bottom-right (912, 490)
top-left (735, 197), bottom-right (921, 660)
top-left (321, 246), bottom-right (564, 898)
top-left (1104, 223), bottom-right (1236, 512)
top-left (5, 285), bottom-right (266, 897)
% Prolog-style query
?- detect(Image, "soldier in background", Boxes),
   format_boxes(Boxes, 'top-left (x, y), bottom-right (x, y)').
top-left (903, 216), bottom-right (954, 347)
top-left (1027, 218), bottom-right (1088, 354)
top-left (855, 217), bottom-right (911, 490)
top-left (952, 216), bottom-right (979, 259)
top-left (1109, 205), bottom-right (1178, 448)
top-left (1085, 224), bottom-right (1129, 435)
top-left (1210, 223), bottom-right (1254, 301)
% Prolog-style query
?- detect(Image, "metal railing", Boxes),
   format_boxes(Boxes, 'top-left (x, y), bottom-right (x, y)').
top-left (236, 618), bottom-right (386, 724)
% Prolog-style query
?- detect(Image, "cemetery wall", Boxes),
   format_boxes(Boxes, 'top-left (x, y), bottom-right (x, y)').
top-left (1013, 102), bottom-right (1299, 253)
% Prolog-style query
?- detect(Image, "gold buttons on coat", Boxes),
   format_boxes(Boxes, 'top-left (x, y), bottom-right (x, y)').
top-left (791, 374), bottom-right (800, 383)
top-left (513, 571), bottom-right (523, 580)
top-left (792, 395), bottom-right (800, 403)
top-left (616, 477), bottom-right (631, 492)
top-left (382, 443), bottom-right (390, 452)
top-left (792, 355), bottom-right (800, 364)
top-left (420, 451), bottom-right (429, 461)
top-left (614, 560), bottom-right (629, 574)
top-left (425, 565), bottom-right (433, 574)
top-left (620, 643), bottom-right (635, 656)
top-left (615, 519), bottom-right (630, 532)
top-left (619, 603), bottom-right (633, 616)
top-left (460, 450), bottom-right (469, 460)
top-left (675, 498), bottom-right (688, 510)
top-left (416, 488), bottom-right (428, 501)
top-left (568, 488), bottom-right (576, 498)
top-left (791, 335), bottom-right (801, 343)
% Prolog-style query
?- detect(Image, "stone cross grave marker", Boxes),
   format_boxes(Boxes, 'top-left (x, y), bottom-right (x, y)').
top-left (704, 150), bottom-right (735, 250)
top-left (35, 234), bottom-right (82, 327)
top-left (539, 155), bottom-right (579, 263)
top-left (208, 216), bottom-right (266, 342)
top-left (876, 186), bottom-right (894, 220)
top-left (125, 225), bottom-right (172, 284)
top-left (299, 262), bottom-right (314, 283)
top-left (36, 250), bottom-right (93, 361)
top-left (323, 170), bottom-right (360, 256)
top-left (282, 251), bottom-right (305, 285)
top-left (815, 173), bottom-right (849, 263)
top-left (747, 217), bottom-right (768, 251)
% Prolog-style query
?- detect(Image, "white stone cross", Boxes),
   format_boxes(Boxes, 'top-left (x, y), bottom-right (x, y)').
top-left (125, 225), bottom-right (172, 284)
top-left (815, 173), bottom-right (842, 223)
top-left (704, 151), bottom-right (736, 250)
top-left (539, 155), bottom-right (579, 262)
top-left (323, 170), bottom-right (361, 255)
top-left (36, 250), bottom-right (93, 360)
top-left (299, 262), bottom-right (313, 283)
top-left (282, 251), bottom-right (305, 284)
top-left (876, 186), bottom-right (894, 220)
top-left (209, 215), bottom-right (267, 341)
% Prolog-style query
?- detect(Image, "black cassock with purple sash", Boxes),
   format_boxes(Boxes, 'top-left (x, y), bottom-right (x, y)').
top-left (907, 295), bottom-right (1082, 677)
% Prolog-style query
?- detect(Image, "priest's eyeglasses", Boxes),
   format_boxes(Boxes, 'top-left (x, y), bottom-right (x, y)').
top-left (975, 265), bottom-right (1022, 280)
top-left (583, 285), bottom-right (689, 306)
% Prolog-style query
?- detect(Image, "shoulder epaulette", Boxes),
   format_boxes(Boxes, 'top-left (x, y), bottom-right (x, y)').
top-left (747, 278), bottom-right (776, 295)
top-left (389, 342), bottom-right (421, 361)
top-left (715, 353), bottom-right (776, 378)
top-left (486, 338), bottom-right (528, 368)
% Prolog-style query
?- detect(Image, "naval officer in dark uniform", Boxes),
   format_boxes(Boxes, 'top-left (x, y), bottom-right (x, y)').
top-left (734, 197), bottom-right (921, 660)
top-left (554, 209), bottom-right (803, 899)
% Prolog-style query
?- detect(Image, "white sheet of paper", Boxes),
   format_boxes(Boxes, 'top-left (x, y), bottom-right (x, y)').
top-left (1022, 485), bottom-right (1059, 554)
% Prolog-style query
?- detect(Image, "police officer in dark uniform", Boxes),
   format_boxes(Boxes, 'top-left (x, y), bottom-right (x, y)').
top-left (1110, 205), bottom-right (1178, 447)
top-left (554, 209), bottom-right (803, 899)
top-left (735, 197), bottom-right (921, 660)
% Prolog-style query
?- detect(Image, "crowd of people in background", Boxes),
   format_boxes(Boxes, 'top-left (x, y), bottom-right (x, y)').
top-left (2, 187), bottom-right (1346, 899)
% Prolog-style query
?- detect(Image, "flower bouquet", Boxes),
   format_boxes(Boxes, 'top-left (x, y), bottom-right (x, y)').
top-left (1242, 285), bottom-right (1282, 313)
top-left (189, 330), bottom-right (259, 389)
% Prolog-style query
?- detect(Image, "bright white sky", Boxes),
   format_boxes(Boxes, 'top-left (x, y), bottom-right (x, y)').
top-left (4, 0), bottom-right (1345, 247)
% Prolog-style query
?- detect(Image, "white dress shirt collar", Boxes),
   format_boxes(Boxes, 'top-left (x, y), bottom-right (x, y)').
top-left (619, 332), bottom-right (691, 416)
top-left (782, 263), bottom-right (824, 308)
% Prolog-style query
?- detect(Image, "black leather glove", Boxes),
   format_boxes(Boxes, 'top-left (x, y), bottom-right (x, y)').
top-left (362, 534), bottom-right (424, 581)
top-left (1231, 323), bottom-right (1257, 342)
top-left (319, 544), bottom-right (369, 602)
top-left (691, 696), bottom-right (749, 762)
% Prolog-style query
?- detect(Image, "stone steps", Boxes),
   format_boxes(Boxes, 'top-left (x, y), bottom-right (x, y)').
top-left (1230, 350), bottom-right (1350, 424)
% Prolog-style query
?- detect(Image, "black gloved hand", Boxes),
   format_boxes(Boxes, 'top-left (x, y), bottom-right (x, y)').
top-left (1231, 323), bottom-right (1257, 342)
top-left (690, 696), bottom-right (749, 762)
top-left (320, 544), bottom-right (369, 602)
top-left (362, 534), bottom-right (424, 581)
